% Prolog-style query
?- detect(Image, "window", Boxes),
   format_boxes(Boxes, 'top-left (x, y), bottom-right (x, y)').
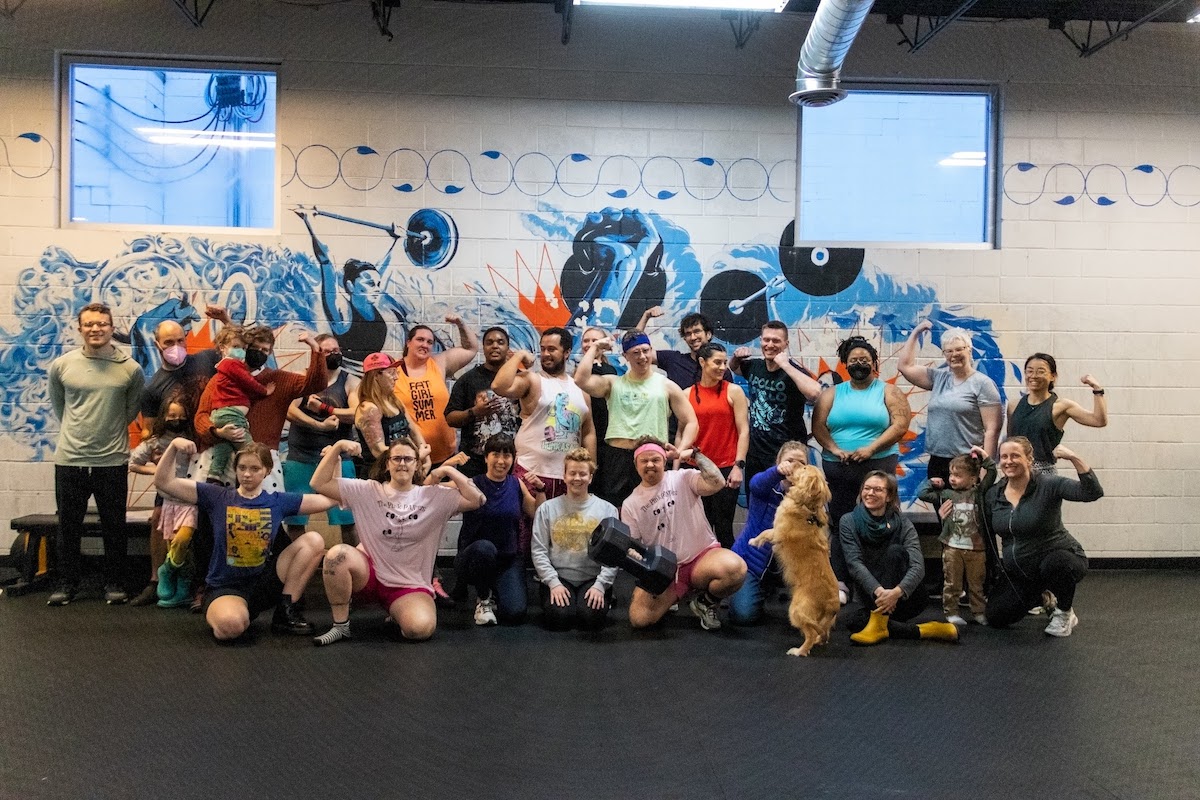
top-left (62, 55), bottom-right (278, 230)
top-left (796, 85), bottom-right (998, 247)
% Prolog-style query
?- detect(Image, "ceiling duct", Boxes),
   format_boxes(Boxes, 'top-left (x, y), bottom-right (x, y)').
top-left (789, 0), bottom-right (874, 107)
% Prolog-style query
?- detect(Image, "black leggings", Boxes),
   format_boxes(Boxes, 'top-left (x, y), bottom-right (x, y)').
top-left (823, 454), bottom-right (898, 583)
top-left (701, 465), bottom-right (738, 548)
top-left (843, 541), bottom-right (928, 640)
top-left (986, 549), bottom-right (1088, 628)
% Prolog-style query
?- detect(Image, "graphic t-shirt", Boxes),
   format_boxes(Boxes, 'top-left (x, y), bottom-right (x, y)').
top-left (194, 482), bottom-right (303, 588)
top-left (515, 374), bottom-right (589, 479)
top-left (620, 469), bottom-right (716, 564)
top-left (337, 478), bottom-right (462, 590)
top-left (739, 359), bottom-right (811, 467)
top-left (445, 364), bottom-right (521, 476)
top-left (530, 493), bottom-right (620, 589)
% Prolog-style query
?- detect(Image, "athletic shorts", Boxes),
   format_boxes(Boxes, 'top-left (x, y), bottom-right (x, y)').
top-left (205, 561), bottom-right (284, 619)
top-left (282, 458), bottom-right (356, 526)
top-left (671, 542), bottom-right (722, 599)
top-left (353, 551), bottom-right (434, 610)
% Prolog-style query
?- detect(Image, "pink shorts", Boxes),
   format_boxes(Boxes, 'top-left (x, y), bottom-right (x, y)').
top-left (671, 542), bottom-right (722, 599)
top-left (160, 499), bottom-right (198, 540)
top-left (353, 553), bottom-right (434, 610)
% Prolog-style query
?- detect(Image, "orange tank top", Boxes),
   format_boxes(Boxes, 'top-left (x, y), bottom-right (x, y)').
top-left (689, 380), bottom-right (739, 468)
top-left (393, 357), bottom-right (457, 464)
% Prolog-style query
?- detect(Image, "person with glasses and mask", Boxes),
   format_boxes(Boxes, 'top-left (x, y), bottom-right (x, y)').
top-left (308, 437), bottom-right (485, 646)
top-left (283, 334), bottom-right (361, 543)
top-left (812, 336), bottom-right (912, 602)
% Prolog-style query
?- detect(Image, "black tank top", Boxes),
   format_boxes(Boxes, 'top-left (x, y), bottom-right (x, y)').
top-left (354, 409), bottom-right (412, 477)
top-left (1009, 393), bottom-right (1063, 464)
top-left (287, 370), bottom-right (353, 463)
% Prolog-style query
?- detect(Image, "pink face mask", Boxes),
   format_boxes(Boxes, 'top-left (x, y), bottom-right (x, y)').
top-left (162, 344), bottom-right (187, 367)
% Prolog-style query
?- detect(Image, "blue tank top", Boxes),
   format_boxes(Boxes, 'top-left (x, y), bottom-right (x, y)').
top-left (457, 473), bottom-right (522, 556)
top-left (823, 379), bottom-right (897, 460)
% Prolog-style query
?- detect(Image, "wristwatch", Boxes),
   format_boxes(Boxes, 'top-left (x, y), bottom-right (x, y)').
top-left (735, 459), bottom-right (746, 469)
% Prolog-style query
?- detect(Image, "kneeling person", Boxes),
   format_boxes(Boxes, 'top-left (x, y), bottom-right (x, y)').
top-left (621, 438), bottom-right (747, 630)
top-left (531, 448), bottom-right (620, 631)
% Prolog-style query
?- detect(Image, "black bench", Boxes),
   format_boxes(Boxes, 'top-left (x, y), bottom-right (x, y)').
top-left (4, 512), bottom-right (153, 597)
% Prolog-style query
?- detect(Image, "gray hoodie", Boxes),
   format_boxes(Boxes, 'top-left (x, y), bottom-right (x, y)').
top-left (48, 345), bottom-right (145, 467)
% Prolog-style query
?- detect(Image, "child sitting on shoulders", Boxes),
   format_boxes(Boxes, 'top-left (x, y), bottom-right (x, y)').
top-left (917, 445), bottom-right (997, 626)
top-left (207, 326), bottom-right (273, 483)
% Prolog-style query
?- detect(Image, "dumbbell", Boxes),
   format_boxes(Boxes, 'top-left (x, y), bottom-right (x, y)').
top-left (588, 517), bottom-right (677, 596)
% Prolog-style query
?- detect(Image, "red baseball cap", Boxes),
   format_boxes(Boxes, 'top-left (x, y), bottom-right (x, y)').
top-left (362, 352), bottom-right (400, 373)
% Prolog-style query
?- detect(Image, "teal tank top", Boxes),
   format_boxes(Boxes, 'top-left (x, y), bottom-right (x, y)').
top-left (822, 379), bottom-right (897, 460)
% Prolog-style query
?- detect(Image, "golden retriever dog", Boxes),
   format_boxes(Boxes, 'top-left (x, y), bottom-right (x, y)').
top-left (748, 465), bottom-right (839, 656)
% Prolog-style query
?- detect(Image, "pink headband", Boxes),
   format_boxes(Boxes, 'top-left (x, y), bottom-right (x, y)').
top-left (634, 442), bottom-right (666, 459)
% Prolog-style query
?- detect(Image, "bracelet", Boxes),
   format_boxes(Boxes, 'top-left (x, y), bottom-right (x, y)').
top-left (319, 402), bottom-right (335, 416)
top-left (1092, 389), bottom-right (1105, 396)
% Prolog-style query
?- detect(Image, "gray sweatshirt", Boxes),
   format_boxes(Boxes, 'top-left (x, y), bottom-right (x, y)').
top-left (49, 345), bottom-right (145, 467)
top-left (530, 493), bottom-right (619, 592)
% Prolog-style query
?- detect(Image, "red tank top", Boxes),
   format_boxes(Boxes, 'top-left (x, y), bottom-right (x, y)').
top-left (689, 380), bottom-right (738, 468)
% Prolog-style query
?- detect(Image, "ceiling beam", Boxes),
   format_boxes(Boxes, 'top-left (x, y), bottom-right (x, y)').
top-left (1063, 0), bottom-right (1188, 56)
top-left (171, 0), bottom-right (217, 27)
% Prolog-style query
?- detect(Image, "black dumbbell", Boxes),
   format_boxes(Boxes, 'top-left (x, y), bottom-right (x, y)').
top-left (588, 517), bottom-right (677, 596)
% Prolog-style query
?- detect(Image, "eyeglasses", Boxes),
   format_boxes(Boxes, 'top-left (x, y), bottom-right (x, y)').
top-left (389, 455), bottom-right (417, 465)
top-left (80, 321), bottom-right (112, 329)
top-left (861, 486), bottom-right (887, 494)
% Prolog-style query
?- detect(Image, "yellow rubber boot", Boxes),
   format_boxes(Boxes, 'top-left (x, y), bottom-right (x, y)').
top-left (917, 621), bottom-right (960, 643)
top-left (850, 611), bottom-right (891, 645)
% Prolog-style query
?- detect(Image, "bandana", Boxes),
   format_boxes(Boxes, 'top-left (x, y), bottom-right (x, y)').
top-left (622, 332), bottom-right (652, 353)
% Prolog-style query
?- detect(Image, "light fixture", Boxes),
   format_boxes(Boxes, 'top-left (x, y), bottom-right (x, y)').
top-left (1188, 8), bottom-right (1200, 23)
top-left (574, 0), bottom-right (788, 12)
top-left (939, 151), bottom-right (986, 167)
top-left (134, 127), bottom-right (276, 149)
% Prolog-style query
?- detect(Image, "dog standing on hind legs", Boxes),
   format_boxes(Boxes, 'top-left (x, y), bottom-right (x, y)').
top-left (748, 465), bottom-right (840, 656)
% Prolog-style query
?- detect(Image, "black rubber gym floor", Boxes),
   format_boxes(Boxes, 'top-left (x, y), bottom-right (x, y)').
top-left (1, 570), bottom-right (1197, 800)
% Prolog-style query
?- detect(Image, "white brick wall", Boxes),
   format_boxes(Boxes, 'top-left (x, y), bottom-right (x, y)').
top-left (0, 4), bottom-right (1197, 558)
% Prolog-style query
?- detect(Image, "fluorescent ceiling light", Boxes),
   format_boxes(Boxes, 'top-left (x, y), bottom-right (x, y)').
top-left (575, 0), bottom-right (787, 12)
top-left (939, 150), bottom-right (986, 166)
top-left (134, 127), bottom-right (276, 148)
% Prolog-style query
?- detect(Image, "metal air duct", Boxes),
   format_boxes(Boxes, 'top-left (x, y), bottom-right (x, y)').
top-left (789, 0), bottom-right (875, 107)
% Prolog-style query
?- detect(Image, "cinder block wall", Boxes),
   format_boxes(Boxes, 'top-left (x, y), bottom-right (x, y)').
top-left (1, 3), bottom-right (1196, 557)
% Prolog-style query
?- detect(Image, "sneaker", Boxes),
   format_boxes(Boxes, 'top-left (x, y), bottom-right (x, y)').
top-left (129, 583), bottom-right (159, 607)
top-left (47, 584), bottom-right (76, 607)
top-left (313, 623), bottom-right (352, 647)
top-left (432, 576), bottom-right (455, 610)
top-left (972, 613), bottom-right (988, 625)
top-left (104, 585), bottom-right (128, 605)
top-left (1044, 607), bottom-right (1078, 637)
top-left (271, 598), bottom-right (314, 635)
top-left (689, 593), bottom-right (722, 631)
top-left (946, 614), bottom-right (967, 626)
top-left (189, 586), bottom-right (206, 614)
top-left (1028, 590), bottom-right (1057, 616)
top-left (474, 595), bottom-right (498, 626)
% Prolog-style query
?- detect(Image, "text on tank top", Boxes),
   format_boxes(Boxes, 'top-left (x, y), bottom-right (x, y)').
top-left (515, 374), bottom-right (588, 478)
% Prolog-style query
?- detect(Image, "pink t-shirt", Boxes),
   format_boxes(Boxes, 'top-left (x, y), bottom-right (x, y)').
top-left (337, 478), bottom-right (462, 590)
top-left (620, 469), bottom-right (716, 564)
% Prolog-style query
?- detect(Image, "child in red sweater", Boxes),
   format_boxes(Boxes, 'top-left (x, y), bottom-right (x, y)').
top-left (207, 327), bottom-right (274, 482)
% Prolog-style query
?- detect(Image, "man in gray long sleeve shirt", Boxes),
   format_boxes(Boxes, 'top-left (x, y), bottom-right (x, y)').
top-left (46, 302), bottom-right (145, 606)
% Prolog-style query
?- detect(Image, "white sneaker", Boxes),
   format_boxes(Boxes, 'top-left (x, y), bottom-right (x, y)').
top-left (689, 594), bottom-right (722, 631)
top-left (972, 613), bottom-right (987, 625)
top-left (1028, 590), bottom-right (1057, 616)
top-left (1044, 607), bottom-right (1078, 637)
top-left (946, 614), bottom-right (967, 626)
top-left (474, 596), bottom-right (498, 626)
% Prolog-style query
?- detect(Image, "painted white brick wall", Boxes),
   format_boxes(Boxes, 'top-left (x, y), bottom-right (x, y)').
top-left (0, 4), bottom-right (1197, 558)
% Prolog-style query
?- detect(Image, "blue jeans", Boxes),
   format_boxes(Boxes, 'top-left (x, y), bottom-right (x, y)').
top-left (454, 540), bottom-right (527, 624)
top-left (729, 566), bottom-right (780, 626)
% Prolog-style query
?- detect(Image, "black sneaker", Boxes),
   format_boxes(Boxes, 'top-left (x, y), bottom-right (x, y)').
top-left (271, 598), bottom-right (314, 635)
top-left (129, 583), bottom-right (159, 607)
top-left (47, 584), bottom-right (77, 606)
top-left (104, 584), bottom-right (129, 605)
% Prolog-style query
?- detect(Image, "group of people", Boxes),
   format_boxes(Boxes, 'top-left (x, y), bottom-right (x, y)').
top-left (45, 298), bottom-right (1108, 646)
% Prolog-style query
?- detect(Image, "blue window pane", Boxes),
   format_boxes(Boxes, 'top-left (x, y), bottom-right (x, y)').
top-left (69, 63), bottom-right (277, 229)
top-left (799, 91), bottom-right (992, 244)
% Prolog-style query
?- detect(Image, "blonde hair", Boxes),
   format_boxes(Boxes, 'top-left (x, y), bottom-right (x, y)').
top-left (563, 447), bottom-right (597, 475)
top-left (358, 368), bottom-right (401, 417)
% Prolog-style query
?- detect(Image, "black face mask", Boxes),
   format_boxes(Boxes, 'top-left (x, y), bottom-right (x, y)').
top-left (325, 353), bottom-right (343, 371)
top-left (164, 419), bottom-right (187, 433)
top-left (245, 348), bottom-right (269, 370)
top-left (847, 363), bottom-right (873, 382)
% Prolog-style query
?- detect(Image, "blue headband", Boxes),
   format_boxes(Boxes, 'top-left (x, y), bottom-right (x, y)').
top-left (623, 332), bottom-right (651, 353)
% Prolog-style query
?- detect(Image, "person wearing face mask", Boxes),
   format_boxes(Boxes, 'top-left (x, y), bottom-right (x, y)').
top-left (205, 327), bottom-right (276, 483)
top-left (812, 336), bottom-right (912, 602)
top-left (130, 310), bottom-right (228, 606)
top-left (283, 334), bottom-right (361, 544)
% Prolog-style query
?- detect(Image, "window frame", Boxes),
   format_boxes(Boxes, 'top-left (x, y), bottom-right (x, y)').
top-left (57, 51), bottom-right (283, 234)
top-left (794, 80), bottom-right (1001, 250)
